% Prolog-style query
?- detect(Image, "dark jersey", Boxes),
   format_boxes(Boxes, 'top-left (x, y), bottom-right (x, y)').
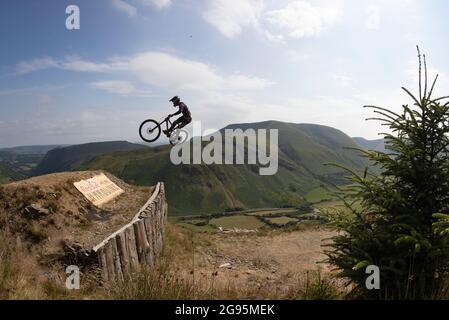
top-left (177, 102), bottom-right (191, 118)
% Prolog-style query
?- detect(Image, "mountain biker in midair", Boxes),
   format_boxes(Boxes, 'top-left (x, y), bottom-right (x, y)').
top-left (163, 96), bottom-right (192, 137)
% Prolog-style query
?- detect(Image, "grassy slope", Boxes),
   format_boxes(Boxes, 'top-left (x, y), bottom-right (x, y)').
top-left (0, 163), bottom-right (11, 184)
top-left (305, 186), bottom-right (336, 203)
top-left (33, 141), bottom-right (147, 175)
top-left (77, 121), bottom-right (371, 215)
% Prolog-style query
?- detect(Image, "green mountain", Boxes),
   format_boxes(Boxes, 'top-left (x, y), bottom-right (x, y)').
top-left (353, 137), bottom-right (385, 152)
top-left (33, 141), bottom-right (148, 175)
top-left (73, 121), bottom-right (371, 215)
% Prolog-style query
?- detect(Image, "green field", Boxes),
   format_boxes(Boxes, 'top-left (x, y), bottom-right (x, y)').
top-left (184, 218), bottom-right (208, 225)
top-left (177, 222), bottom-right (217, 233)
top-left (313, 200), bottom-right (360, 221)
top-left (305, 186), bottom-right (335, 203)
top-left (175, 204), bottom-right (329, 232)
top-left (246, 208), bottom-right (298, 216)
top-left (315, 200), bottom-right (344, 209)
top-left (267, 216), bottom-right (299, 225)
top-left (209, 215), bottom-right (266, 230)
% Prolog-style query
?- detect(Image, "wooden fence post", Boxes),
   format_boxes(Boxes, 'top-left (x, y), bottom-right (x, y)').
top-left (91, 182), bottom-right (167, 282)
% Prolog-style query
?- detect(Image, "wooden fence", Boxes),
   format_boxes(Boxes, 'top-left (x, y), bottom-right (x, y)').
top-left (92, 182), bottom-right (168, 281)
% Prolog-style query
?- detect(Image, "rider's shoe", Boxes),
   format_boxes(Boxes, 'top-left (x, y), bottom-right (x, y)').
top-left (163, 129), bottom-right (170, 137)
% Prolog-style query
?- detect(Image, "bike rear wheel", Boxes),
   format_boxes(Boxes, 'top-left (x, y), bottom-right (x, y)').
top-left (169, 129), bottom-right (190, 146)
top-left (139, 119), bottom-right (161, 143)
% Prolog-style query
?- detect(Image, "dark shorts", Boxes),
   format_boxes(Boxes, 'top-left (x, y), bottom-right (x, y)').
top-left (173, 115), bottom-right (192, 128)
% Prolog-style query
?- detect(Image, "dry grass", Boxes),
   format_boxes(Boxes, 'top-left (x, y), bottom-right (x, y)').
top-left (104, 263), bottom-right (341, 300)
top-left (0, 231), bottom-right (45, 299)
top-left (0, 229), bottom-right (102, 300)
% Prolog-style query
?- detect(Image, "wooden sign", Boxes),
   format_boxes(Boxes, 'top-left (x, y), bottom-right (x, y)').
top-left (74, 173), bottom-right (124, 207)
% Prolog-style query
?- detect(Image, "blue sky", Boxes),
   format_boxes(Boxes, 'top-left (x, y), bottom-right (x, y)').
top-left (1, 0), bottom-right (449, 147)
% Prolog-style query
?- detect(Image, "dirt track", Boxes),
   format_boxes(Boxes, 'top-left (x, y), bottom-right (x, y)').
top-left (169, 225), bottom-right (340, 298)
top-left (198, 228), bottom-right (335, 273)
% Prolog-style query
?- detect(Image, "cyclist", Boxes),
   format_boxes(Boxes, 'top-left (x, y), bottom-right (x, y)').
top-left (163, 96), bottom-right (192, 137)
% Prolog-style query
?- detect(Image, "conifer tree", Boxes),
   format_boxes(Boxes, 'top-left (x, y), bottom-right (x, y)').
top-left (326, 47), bottom-right (449, 299)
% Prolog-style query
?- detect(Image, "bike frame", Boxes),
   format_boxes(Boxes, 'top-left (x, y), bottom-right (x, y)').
top-left (158, 117), bottom-right (183, 132)
top-left (160, 118), bottom-right (172, 131)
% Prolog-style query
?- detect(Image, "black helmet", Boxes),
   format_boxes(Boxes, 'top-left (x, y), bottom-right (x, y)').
top-left (170, 96), bottom-right (180, 103)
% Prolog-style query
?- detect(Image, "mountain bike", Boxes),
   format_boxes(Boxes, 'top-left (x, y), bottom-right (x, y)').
top-left (139, 117), bottom-right (189, 146)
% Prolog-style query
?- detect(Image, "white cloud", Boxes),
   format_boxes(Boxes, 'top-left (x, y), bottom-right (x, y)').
top-left (203, 0), bottom-right (264, 38)
top-left (333, 74), bottom-right (354, 87)
top-left (0, 84), bottom-right (69, 95)
top-left (110, 0), bottom-right (172, 17)
top-left (62, 56), bottom-right (114, 72)
top-left (17, 52), bottom-right (274, 93)
top-left (285, 49), bottom-right (310, 63)
top-left (123, 52), bottom-right (274, 91)
top-left (112, 0), bottom-right (137, 17)
top-left (80, 111), bottom-right (100, 122)
top-left (203, 0), bottom-right (341, 40)
top-left (265, 1), bottom-right (341, 38)
top-left (90, 80), bottom-right (152, 97)
top-left (140, 0), bottom-right (171, 10)
top-left (16, 58), bottom-right (59, 74)
top-left (365, 5), bottom-right (380, 30)
top-left (16, 56), bottom-right (112, 74)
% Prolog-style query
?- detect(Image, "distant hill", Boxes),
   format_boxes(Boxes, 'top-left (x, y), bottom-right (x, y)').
top-left (0, 144), bottom-right (66, 155)
top-left (0, 146), bottom-right (65, 180)
top-left (33, 141), bottom-right (148, 175)
top-left (73, 121), bottom-right (373, 215)
top-left (353, 137), bottom-right (385, 152)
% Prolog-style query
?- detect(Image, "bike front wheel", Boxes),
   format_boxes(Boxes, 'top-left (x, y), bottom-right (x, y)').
top-left (139, 119), bottom-right (161, 143)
